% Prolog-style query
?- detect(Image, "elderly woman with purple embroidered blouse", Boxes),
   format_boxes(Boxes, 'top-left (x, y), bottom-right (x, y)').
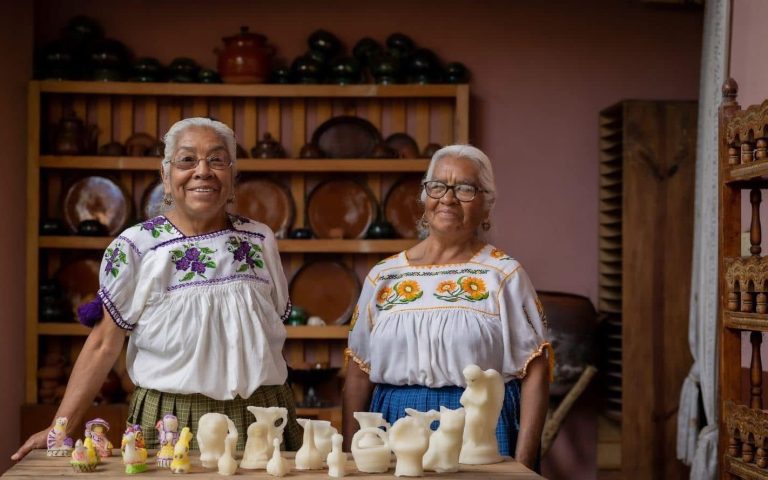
top-left (342, 145), bottom-right (552, 470)
top-left (13, 118), bottom-right (301, 461)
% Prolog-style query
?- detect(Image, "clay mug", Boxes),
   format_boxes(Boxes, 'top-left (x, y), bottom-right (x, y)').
top-left (217, 26), bottom-right (275, 84)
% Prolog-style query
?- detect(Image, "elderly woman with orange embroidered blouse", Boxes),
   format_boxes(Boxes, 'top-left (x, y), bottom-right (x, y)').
top-left (342, 145), bottom-right (552, 470)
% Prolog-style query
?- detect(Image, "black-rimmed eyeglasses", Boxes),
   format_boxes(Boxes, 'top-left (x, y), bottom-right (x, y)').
top-left (422, 180), bottom-right (487, 202)
top-left (170, 156), bottom-right (233, 170)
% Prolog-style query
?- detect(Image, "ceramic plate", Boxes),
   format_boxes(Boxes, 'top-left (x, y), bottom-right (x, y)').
top-left (384, 133), bottom-right (420, 159)
top-left (384, 175), bottom-right (423, 238)
top-left (55, 258), bottom-right (100, 314)
top-left (63, 176), bottom-right (130, 235)
top-left (289, 260), bottom-right (360, 325)
top-left (311, 116), bottom-right (382, 158)
top-left (140, 181), bottom-right (165, 219)
top-left (234, 177), bottom-right (295, 238)
top-left (307, 179), bottom-right (375, 239)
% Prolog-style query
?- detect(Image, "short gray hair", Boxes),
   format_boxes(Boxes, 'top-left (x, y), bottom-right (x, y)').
top-left (420, 144), bottom-right (496, 212)
top-left (161, 117), bottom-right (237, 177)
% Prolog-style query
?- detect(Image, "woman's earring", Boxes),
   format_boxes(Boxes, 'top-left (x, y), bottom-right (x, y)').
top-left (419, 215), bottom-right (429, 229)
top-left (482, 220), bottom-right (491, 231)
top-left (162, 193), bottom-right (174, 206)
top-left (227, 193), bottom-right (236, 204)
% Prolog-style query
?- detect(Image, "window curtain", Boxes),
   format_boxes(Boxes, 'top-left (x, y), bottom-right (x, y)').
top-left (676, 0), bottom-right (730, 478)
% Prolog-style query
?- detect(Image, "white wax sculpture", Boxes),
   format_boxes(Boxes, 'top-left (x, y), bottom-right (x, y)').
top-left (310, 420), bottom-right (337, 459)
top-left (217, 428), bottom-right (238, 476)
top-left (458, 364), bottom-right (504, 465)
top-left (351, 427), bottom-right (390, 473)
top-left (327, 433), bottom-right (347, 478)
top-left (197, 413), bottom-right (237, 469)
top-left (266, 438), bottom-right (289, 477)
top-left (422, 406), bottom-right (466, 473)
top-left (246, 406), bottom-right (287, 458)
top-left (294, 419), bottom-right (323, 470)
top-left (404, 408), bottom-right (440, 431)
top-left (240, 422), bottom-right (269, 469)
top-left (352, 411), bottom-right (389, 448)
top-left (389, 416), bottom-right (431, 477)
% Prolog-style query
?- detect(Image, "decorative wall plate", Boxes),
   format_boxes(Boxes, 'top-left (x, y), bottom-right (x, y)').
top-left (384, 132), bottom-right (420, 159)
top-left (289, 260), bottom-right (361, 325)
top-left (63, 176), bottom-right (130, 235)
top-left (55, 258), bottom-right (100, 314)
top-left (311, 116), bottom-right (382, 158)
top-left (234, 177), bottom-right (295, 237)
top-left (384, 175), bottom-right (423, 238)
top-left (307, 179), bottom-right (375, 239)
top-left (140, 181), bottom-right (165, 219)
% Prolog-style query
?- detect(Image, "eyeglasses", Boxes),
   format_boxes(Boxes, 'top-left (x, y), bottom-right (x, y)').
top-left (170, 155), bottom-right (232, 170)
top-left (423, 180), bottom-right (487, 202)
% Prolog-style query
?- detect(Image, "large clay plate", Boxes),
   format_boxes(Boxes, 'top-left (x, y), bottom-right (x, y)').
top-left (55, 258), bottom-right (100, 315)
top-left (307, 179), bottom-right (375, 239)
top-left (140, 181), bottom-right (165, 219)
top-left (63, 176), bottom-right (130, 235)
top-left (234, 177), bottom-right (295, 237)
top-left (384, 175), bottom-right (423, 238)
top-left (289, 261), bottom-right (360, 325)
top-left (311, 116), bottom-right (382, 158)
top-left (384, 133), bottom-right (420, 159)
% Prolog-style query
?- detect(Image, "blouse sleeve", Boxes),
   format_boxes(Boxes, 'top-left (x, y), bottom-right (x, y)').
top-left (499, 264), bottom-right (554, 381)
top-left (345, 271), bottom-right (378, 374)
top-left (97, 236), bottom-right (142, 331)
top-left (262, 227), bottom-right (291, 322)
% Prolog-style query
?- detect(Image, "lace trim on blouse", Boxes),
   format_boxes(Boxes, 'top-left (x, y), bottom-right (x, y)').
top-left (519, 341), bottom-right (556, 382)
top-left (344, 348), bottom-right (371, 374)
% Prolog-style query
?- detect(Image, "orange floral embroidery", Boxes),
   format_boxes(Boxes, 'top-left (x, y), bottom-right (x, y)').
top-left (396, 280), bottom-right (422, 301)
top-left (460, 277), bottom-right (488, 300)
top-left (376, 280), bottom-right (423, 310)
top-left (491, 248), bottom-right (512, 260)
top-left (435, 276), bottom-right (490, 302)
top-left (437, 280), bottom-right (458, 293)
top-left (376, 287), bottom-right (393, 304)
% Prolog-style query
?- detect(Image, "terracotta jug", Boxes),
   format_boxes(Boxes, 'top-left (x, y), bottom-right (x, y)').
top-left (217, 26), bottom-right (274, 84)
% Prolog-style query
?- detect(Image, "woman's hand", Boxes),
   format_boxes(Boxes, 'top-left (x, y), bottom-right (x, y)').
top-left (11, 428), bottom-right (48, 461)
top-left (341, 361), bottom-right (376, 451)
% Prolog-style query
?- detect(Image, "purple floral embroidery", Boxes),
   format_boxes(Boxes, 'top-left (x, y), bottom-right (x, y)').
top-left (170, 244), bottom-right (216, 282)
top-left (229, 214), bottom-right (251, 225)
top-left (103, 243), bottom-right (128, 278)
top-left (227, 236), bottom-right (264, 272)
top-left (140, 216), bottom-right (174, 238)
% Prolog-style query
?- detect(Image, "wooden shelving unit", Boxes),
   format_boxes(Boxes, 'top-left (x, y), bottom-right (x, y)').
top-left (24, 80), bottom-right (469, 435)
top-left (717, 80), bottom-right (768, 480)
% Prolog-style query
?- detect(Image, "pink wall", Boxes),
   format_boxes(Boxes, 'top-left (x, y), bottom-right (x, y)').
top-left (0, 0), bottom-right (703, 476)
top-left (34, 0), bottom-right (703, 303)
top-left (0, 2), bottom-right (33, 474)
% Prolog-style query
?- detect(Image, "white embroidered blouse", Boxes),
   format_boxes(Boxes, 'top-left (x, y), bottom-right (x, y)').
top-left (347, 244), bottom-right (553, 387)
top-left (97, 214), bottom-right (290, 400)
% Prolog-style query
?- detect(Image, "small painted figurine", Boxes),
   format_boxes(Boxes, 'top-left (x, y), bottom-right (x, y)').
top-left (69, 439), bottom-right (97, 473)
top-left (170, 427), bottom-right (193, 474)
top-left (121, 426), bottom-right (148, 474)
top-left (46, 416), bottom-right (74, 457)
top-left (84, 437), bottom-right (100, 465)
top-left (84, 418), bottom-right (113, 458)
top-left (155, 414), bottom-right (180, 468)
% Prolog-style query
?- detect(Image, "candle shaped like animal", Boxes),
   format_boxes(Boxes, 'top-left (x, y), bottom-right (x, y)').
top-left (327, 433), bottom-right (347, 478)
top-left (170, 427), bottom-right (193, 474)
top-left (121, 430), bottom-right (148, 474)
top-left (266, 438), bottom-right (289, 477)
top-left (422, 406), bottom-right (466, 473)
top-left (47, 416), bottom-right (74, 457)
top-left (459, 364), bottom-right (505, 465)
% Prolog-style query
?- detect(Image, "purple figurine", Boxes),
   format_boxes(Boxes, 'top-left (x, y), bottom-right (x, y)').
top-left (84, 417), bottom-right (113, 458)
top-left (46, 416), bottom-right (75, 457)
top-left (155, 414), bottom-right (180, 468)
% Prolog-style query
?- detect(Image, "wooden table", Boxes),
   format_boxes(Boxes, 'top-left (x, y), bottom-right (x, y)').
top-left (3, 450), bottom-right (544, 479)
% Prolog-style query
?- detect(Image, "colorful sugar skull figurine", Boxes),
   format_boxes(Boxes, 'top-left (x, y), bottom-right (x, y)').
top-left (69, 439), bottom-right (97, 473)
top-left (84, 418), bottom-right (113, 458)
top-left (155, 414), bottom-right (180, 468)
top-left (170, 427), bottom-right (193, 474)
top-left (121, 425), bottom-right (148, 474)
top-left (47, 416), bottom-right (74, 457)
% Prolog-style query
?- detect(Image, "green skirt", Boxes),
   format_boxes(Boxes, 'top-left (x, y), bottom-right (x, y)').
top-left (127, 384), bottom-right (303, 451)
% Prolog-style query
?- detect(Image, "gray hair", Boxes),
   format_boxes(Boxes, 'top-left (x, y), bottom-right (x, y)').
top-left (161, 117), bottom-right (237, 177)
top-left (417, 144), bottom-right (497, 238)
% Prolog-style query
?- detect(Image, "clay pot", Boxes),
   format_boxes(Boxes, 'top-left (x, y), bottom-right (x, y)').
top-left (52, 113), bottom-right (97, 155)
top-left (251, 133), bottom-right (286, 158)
top-left (307, 29), bottom-right (341, 58)
top-left (169, 57), bottom-right (199, 83)
top-left (217, 26), bottom-right (274, 84)
top-left (299, 143), bottom-right (324, 159)
top-left (288, 228), bottom-right (313, 239)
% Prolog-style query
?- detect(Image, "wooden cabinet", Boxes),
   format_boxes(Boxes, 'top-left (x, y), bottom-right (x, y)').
top-left (597, 100), bottom-right (696, 478)
top-left (717, 80), bottom-right (768, 480)
top-left (24, 80), bottom-right (469, 435)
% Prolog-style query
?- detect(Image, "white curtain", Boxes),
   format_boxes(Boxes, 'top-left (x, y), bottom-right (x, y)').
top-left (676, 0), bottom-right (730, 478)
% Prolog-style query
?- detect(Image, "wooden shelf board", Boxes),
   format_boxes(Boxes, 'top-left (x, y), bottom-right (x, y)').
top-left (727, 160), bottom-right (768, 184)
top-left (36, 80), bottom-right (466, 98)
top-left (40, 236), bottom-right (417, 253)
top-left (40, 156), bottom-right (430, 172)
top-left (38, 322), bottom-right (349, 339)
top-left (723, 311), bottom-right (768, 332)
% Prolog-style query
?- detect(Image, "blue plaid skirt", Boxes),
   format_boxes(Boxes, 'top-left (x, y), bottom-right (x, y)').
top-left (369, 379), bottom-right (521, 456)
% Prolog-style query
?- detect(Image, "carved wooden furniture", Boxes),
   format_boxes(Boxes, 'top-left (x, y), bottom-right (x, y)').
top-left (24, 80), bottom-right (468, 439)
top-left (718, 78), bottom-right (768, 480)
top-left (597, 100), bottom-right (697, 478)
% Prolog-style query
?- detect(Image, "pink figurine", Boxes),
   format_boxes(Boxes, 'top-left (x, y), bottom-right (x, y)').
top-left (155, 414), bottom-right (180, 468)
top-left (85, 418), bottom-right (113, 458)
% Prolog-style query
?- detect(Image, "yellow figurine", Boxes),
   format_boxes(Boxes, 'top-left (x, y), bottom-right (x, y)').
top-left (83, 437), bottom-right (99, 465)
top-left (69, 439), bottom-right (97, 473)
top-left (170, 427), bottom-right (193, 474)
top-left (121, 426), bottom-right (148, 474)
top-left (155, 414), bottom-right (180, 468)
